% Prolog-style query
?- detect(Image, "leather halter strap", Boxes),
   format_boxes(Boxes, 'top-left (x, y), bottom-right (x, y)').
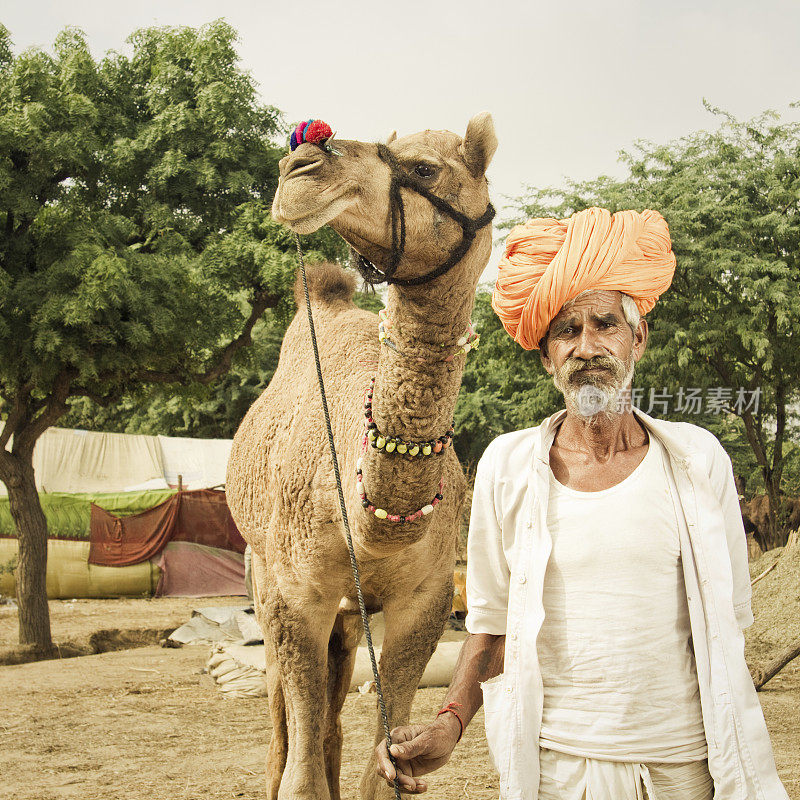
top-left (353, 144), bottom-right (495, 288)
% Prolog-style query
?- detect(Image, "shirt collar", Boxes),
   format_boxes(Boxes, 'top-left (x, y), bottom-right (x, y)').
top-left (536, 406), bottom-right (697, 465)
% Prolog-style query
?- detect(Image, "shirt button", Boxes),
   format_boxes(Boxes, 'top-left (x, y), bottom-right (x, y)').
top-left (518, 575), bottom-right (527, 584)
top-left (505, 685), bottom-right (513, 693)
top-left (510, 632), bottom-right (518, 640)
top-left (526, 520), bottom-right (533, 529)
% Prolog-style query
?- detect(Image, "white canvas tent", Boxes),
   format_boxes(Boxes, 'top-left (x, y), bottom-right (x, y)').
top-left (0, 423), bottom-right (232, 496)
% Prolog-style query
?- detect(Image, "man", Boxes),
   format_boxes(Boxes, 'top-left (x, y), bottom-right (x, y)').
top-left (376, 208), bottom-right (787, 799)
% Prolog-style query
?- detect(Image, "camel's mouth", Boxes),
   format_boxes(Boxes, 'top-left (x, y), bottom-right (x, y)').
top-left (272, 182), bottom-right (358, 235)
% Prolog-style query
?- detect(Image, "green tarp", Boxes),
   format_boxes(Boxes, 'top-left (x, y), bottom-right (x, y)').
top-left (0, 489), bottom-right (176, 541)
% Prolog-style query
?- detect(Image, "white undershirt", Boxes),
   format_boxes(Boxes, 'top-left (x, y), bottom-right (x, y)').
top-left (538, 434), bottom-right (707, 763)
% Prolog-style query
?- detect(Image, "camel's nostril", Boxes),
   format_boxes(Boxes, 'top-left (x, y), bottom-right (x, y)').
top-left (284, 157), bottom-right (324, 180)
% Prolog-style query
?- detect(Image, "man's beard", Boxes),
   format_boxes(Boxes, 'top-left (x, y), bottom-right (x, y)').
top-left (552, 350), bottom-right (635, 420)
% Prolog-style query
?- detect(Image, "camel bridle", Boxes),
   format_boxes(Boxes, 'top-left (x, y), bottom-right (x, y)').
top-left (352, 143), bottom-right (496, 287)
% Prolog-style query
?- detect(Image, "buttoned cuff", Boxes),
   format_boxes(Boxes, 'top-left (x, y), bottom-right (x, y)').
top-left (465, 607), bottom-right (508, 636)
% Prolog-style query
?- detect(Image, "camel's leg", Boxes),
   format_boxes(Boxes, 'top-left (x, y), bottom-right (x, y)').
top-left (262, 584), bottom-right (340, 800)
top-left (323, 614), bottom-right (362, 800)
top-left (359, 577), bottom-right (454, 800)
top-left (265, 647), bottom-right (288, 800)
top-left (252, 554), bottom-right (289, 800)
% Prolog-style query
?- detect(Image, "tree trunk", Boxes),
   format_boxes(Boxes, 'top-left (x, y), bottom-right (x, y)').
top-left (763, 479), bottom-right (781, 549)
top-left (3, 453), bottom-right (54, 654)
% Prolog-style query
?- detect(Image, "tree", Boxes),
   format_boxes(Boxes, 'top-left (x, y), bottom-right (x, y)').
top-left (62, 217), bottom-right (348, 439)
top-left (0, 20), bottom-right (295, 652)
top-left (509, 103), bottom-right (800, 547)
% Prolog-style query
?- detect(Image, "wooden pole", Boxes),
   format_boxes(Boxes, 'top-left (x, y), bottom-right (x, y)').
top-left (753, 639), bottom-right (800, 690)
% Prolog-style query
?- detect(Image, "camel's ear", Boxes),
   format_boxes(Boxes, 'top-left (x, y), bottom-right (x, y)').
top-left (386, 130), bottom-right (397, 145)
top-left (460, 112), bottom-right (497, 177)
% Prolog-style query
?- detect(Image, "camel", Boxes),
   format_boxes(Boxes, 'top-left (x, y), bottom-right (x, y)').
top-left (225, 112), bottom-right (497, 800)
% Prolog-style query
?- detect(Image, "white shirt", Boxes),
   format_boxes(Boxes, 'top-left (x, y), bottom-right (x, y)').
top-left (465, 407), bottom-right (788, 800)
top-left (539, 434), bottom-right (706, 762)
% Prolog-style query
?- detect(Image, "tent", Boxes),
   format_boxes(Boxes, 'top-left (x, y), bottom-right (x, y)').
top-left (0, 427), bottom-right (245, 599)
top-left (0, 424), bottom-right (233, 495)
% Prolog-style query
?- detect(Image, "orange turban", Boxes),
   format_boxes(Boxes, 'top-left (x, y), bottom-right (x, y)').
top-left (491, 207), bottom-right (676, 350)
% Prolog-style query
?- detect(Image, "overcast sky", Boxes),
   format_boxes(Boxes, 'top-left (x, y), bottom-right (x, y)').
top-left (5, 1), bottom-right (800, 281)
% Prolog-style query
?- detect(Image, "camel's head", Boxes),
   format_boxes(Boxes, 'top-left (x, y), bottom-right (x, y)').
top-left (272, 113), bottom-right (498, 287)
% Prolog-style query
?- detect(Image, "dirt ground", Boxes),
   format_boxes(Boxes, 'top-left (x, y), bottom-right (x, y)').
top-left (1, 599), bottom-right (798, 800)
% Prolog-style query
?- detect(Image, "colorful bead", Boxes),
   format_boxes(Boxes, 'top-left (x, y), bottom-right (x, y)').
top-left (422, 444), bottom-right (432, 456)
top-left (374, 508), bottom-right (388, 519)
top-left (409, 444), bottom-right (420, 456)
top-left (433, 441), bottom-right (443, 453)
top-left (368, 430), bottom-right (376, 442)
top-left (397, 443), bottom-right (408, 454)
top-left (376, 436), bottom-right (386, 449)
top-left (421, 505), bottom-right (434, 516)
top-left (388, 514), bottom-right (401, 523)
top-left (385, 440), bottom-right (396, 453)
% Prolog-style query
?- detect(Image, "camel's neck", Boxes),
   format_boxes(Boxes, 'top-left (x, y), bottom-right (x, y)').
top-left (373, 284), bottom-right (475, 440)
top-left (355, 246), bottom-right (486, 549)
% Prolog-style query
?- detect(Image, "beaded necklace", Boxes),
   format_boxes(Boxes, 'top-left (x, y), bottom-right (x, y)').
top-left (357, 457), bottom-right (444, 523)
top-left (363, 377), bottom-right (453, 456)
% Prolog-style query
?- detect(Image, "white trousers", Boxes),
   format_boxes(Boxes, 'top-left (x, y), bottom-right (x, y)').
top-left (537, 748), bottom-right (714, 800)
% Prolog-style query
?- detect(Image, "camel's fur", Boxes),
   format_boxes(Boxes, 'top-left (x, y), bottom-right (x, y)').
top-left (226, 113), bottom-right (497, 800)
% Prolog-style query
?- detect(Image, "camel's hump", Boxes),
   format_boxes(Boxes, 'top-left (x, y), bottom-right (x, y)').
top-left (293, 262), bottom-right (357, 306)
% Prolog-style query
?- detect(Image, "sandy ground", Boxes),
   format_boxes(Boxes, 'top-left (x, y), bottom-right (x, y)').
top-left (0, 596), bottom-right (248, 649)
top-left (1, 599), bottom-right (798, 799)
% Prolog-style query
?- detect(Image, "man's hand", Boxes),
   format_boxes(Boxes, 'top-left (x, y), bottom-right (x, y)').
top-left (375, 714), bottom-right (461, 794)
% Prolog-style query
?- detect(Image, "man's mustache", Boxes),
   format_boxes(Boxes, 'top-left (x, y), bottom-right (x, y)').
top-left (564, 357), bottom-right (621, 378)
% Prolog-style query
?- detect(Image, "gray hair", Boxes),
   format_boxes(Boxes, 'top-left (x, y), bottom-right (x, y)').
top-left (540, 290), bottom-right (640, 355)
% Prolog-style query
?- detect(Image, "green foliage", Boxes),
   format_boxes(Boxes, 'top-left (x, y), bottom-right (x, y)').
top-left (0, 554), bottom-right (17, 576)
top-left (0, 20), bottom-right (292, 426)
top-left (352, 289), bottom-right (386, 314)
top-left (62, 309), bottom-right (287, 437)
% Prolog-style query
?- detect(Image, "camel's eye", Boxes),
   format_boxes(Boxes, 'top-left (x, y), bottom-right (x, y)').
top-left (414, 163), bottom-right (436, 179)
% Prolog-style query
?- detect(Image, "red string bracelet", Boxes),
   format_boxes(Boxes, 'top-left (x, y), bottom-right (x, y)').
top-left (437, 701), bottom-right (464, 742)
